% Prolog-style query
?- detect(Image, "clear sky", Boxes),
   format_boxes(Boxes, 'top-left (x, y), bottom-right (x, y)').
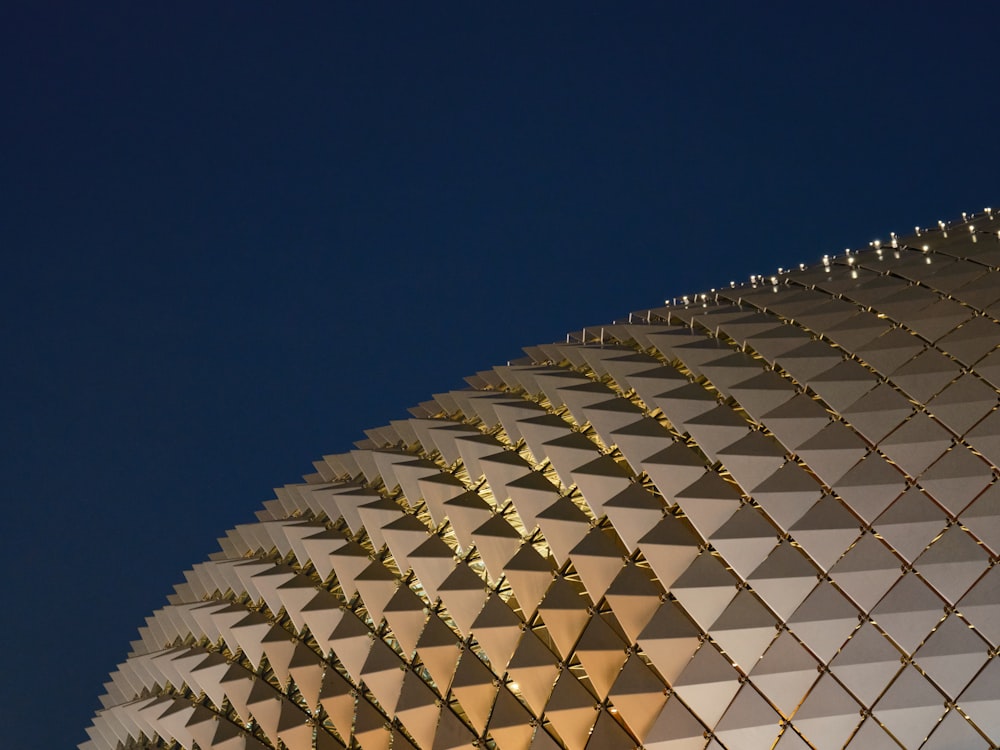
top-left (1, 4), bottom-right (998, 746)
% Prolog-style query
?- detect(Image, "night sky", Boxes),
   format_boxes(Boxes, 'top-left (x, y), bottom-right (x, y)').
top-left (2, 4), bottom-right (998, 746)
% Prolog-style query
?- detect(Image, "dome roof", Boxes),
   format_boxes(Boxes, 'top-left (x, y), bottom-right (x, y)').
top-left (84, 210), bottom-right (1000, 749)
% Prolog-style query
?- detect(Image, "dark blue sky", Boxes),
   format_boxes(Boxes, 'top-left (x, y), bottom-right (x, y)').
top-left (2, 4), bottom-right (998, 746)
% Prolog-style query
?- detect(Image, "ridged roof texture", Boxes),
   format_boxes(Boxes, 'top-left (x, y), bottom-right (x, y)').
top-left (85, 210), bottom-right (1000, 750)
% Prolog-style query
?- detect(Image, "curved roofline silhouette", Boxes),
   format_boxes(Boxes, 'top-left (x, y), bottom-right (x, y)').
top-left (85, 208), bottom-right (1000, 749)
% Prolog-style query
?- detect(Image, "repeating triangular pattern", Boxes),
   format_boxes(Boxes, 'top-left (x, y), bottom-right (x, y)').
top-left (84, 211), bottom-right (1000, 749)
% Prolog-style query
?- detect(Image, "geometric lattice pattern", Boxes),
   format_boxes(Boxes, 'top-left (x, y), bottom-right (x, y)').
top-left (84, 211), bottom-right (1000, 749)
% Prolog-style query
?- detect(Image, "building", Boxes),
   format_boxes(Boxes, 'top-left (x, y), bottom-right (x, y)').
top-left (83, 210), bottom-right (1000, 749)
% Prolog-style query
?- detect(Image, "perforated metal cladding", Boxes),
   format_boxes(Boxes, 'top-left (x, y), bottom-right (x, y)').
top-left (84, 212), bottom-right (1000, 750)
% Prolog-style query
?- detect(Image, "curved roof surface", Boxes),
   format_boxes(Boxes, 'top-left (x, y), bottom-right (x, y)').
top-left (85, 210), bottom-right (1000, 749)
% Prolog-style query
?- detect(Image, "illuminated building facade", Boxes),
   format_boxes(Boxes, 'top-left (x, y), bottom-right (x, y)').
top-left (84, 210), bottom-right (1000, 749)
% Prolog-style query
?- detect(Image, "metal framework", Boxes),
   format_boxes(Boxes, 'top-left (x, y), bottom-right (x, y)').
top-left (84, 210), bottom-right (1000, 749)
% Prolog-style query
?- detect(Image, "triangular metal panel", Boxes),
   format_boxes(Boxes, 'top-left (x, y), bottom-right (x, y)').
top-left (708, 589), bottom-right (779, 670)
top-left (712, 683), bottom-right (782, 750)
top-left (786, 581), bottom-right (860, 663)
top-left (827, 533), bottom-right (902, 613)
top-left (872, 665), bottom-right (947, 748)
top-left (748, 631), bottom-right (820, 718)
top-left (543, 671), bottom-right (600, 750)
top-left (636, 599), bottom-right (702, 685)
top-left (746, 542), bottom-right (818, 621)
top-left (641, 694), bottom-right (708, 750)
top-left (749, 460), bottom-right (824, 531)
top-left (833, 454), bottom-right (907, 524)
top-left (879, 414), bottom-right (953, 479)
top-left (607, 653), bottom-right (669, 741)
top-left (603, 562), bottom-right (663, 644)
top-left (828, 622), bottom-right (903, 706)
top-left (912, 614), bottom-right (990, 699)
top-left (913, 524), bottom-right (990, 604)
top-left (917, 446), bottom-right (994, 516)
top-left (787, 674), bottom-right (862, 750)
top-left (869, 572), bottom-right (946, 655)
top-left (671, 641), bottom-right (742, 729)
